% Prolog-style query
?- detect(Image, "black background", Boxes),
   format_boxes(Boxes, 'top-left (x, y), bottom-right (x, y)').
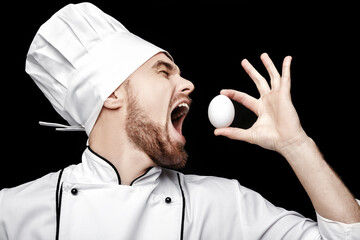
top-left (1, 1), bottom-right (359, 221)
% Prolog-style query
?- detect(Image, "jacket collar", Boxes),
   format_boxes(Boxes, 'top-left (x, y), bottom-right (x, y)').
top-left (68, 147), bottom-right (162, 186)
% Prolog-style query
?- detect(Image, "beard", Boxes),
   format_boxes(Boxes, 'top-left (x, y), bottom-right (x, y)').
top-left (124, 81), bottom-right (188, 169)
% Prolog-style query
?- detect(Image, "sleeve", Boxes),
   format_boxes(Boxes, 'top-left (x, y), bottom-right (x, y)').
top-left (0, 189), bottom-right (9, 240)
top-left (237, 182), bottom-right (360, 239)
top-left (236, 183), bottom-right (321, 239)
top-left (316, 199), bottom-right (360, 240)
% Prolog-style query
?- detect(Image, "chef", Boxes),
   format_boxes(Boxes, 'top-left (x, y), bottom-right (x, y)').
top-left (0, 2), bottom-right (359, 240)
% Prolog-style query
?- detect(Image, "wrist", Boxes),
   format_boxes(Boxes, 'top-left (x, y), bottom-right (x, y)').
top-left (281, 135), bottom-right (323, 169)
top-left (277, 130), bottom-right (313, 159)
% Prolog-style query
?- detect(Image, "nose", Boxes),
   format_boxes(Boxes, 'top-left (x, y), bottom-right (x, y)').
top-left (179, 77), bottom-right (195, 95)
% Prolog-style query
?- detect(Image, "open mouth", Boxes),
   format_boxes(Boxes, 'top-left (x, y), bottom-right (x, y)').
top-left (170, 102), bottom-right (190, 137)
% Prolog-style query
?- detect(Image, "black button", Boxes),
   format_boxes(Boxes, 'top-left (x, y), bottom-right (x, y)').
top-left (165, 197), bottom-right (171, 203)
top-left (71, 188), bottom-right (78, 195)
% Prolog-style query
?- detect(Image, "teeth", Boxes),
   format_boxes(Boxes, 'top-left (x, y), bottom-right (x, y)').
top-left (171, 102), bottom-right (190, 121)
top-left (178, 103), bottom-right (189, 109)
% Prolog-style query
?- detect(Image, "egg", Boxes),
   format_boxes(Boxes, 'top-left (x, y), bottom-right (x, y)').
top-left (208, 95), bottom-right (235, 128)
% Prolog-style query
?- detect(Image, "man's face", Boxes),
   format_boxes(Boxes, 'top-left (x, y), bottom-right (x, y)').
top-left (124, 53), bottom-right (195, 169)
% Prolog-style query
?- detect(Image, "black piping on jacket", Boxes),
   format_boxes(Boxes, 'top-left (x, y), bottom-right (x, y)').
top-left (88, 147), bottom-right (121, 185)
top-left (177, 173), bottom-right (186, 240)
top-left (55, 169), bottom-right (64, 240)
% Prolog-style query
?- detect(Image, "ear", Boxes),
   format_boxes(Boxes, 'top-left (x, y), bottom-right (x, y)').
top-left (103, 88), bottom-right (125, 110)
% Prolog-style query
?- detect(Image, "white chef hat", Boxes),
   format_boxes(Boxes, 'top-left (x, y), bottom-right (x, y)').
top-left (26, 2), bottom-right (169, 136)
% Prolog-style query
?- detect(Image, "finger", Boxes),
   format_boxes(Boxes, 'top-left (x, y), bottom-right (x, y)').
top-left (241, 59), bottom-right (270, 96)
top-left (220, 89), bottom-right (258, 115)
top-left (281, 56), bottom-right (292, 90)
top-left (260, 53), bottom-right (281, 90)
top-left (214, 127), bottom-right (253, 142)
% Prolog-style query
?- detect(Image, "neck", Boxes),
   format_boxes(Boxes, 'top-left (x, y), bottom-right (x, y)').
top-left (88, 125), bottom-right (156, 186)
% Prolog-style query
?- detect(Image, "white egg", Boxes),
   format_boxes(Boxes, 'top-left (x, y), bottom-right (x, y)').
top-left (208, 95), bottom-right (235, 128)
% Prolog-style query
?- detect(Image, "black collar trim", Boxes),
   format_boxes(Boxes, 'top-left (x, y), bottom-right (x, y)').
top-left (129, 167), bottom-right (153, 186)
top-left (87, 146), bottom-right (122, 185)
top-left (87, 147), bottom-right (155, 186)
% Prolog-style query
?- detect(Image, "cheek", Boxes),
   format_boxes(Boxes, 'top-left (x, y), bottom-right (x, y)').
top-left (139, 82), bottom-right (173, 125)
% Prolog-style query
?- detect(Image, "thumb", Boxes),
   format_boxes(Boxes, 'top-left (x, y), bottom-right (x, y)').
top-left (214, 127), bottom-right (252, 142)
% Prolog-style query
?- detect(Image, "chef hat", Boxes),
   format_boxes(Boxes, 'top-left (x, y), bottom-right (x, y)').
top-left (25, 2), bottom-right (169, 136)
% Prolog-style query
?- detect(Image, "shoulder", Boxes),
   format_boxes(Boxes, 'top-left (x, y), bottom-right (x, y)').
top-left (0, 168), bottom-right (76, 238)
top-left (184, 173), bottom-right (240, 200)
top-left (0, 170), bottom-right (60, 206)
top-left (0, 169), bottom-right (65, 223)
top-left (0, 163), bottom-right (78, 200)
top-left (0, 168), bottom-right (71, 237)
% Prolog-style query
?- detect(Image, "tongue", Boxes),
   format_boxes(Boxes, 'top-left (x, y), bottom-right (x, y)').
top-left (172, 117), bottom-right (182, 135)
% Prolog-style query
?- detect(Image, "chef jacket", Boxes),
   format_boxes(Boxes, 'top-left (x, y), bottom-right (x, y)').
top-left (1, 147), bottom-right (359, 239)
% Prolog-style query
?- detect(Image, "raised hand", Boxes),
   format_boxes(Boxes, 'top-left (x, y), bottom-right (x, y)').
top-left (214, 53), bottom-right (307, 154)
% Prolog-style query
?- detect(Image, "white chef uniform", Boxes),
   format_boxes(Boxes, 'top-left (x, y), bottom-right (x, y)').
top-left (1, 147), bottom-right (359, 239)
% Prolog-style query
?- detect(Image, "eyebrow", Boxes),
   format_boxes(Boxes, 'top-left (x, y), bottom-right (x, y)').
top-left (151, 60), bottom-right (180, 74)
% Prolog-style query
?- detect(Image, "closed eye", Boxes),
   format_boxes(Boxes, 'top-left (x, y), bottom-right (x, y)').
top-left (159, 70), bottom-right (170, 77)
top-left (152, 60), bottom-right (180, 79)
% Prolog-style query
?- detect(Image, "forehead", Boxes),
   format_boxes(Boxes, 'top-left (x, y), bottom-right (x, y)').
top-left (145, 52), bottom-right (180, 73)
